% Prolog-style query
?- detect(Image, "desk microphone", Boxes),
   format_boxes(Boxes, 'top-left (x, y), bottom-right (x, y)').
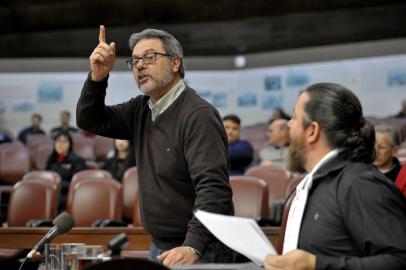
top-left (108, 233), bottom-right (128, 257)
top-left (26, 212), bottom-right (75, 259)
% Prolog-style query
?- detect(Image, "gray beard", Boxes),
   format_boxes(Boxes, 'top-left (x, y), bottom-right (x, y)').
top-left (139, 69), bottom-right (175, 95)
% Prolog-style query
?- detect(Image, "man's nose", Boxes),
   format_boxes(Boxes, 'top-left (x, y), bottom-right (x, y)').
top-left (135, 59), bottom-right (146, 69)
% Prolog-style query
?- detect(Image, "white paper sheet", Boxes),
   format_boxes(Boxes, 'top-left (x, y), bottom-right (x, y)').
top-left (195, 210), bottom-right (277, 266)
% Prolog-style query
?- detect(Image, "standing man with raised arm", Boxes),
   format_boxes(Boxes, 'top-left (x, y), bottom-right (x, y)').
top-left (76, 26), bottom-right (234, 266)
top-left (265, 83), bottom-right (406, 270)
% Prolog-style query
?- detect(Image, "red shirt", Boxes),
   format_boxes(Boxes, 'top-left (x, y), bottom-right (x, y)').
top-left (395, 164), bottom-right (406, 197)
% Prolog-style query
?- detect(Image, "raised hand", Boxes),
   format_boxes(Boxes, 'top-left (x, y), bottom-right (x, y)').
top-left (89, 25), bottom-right (116, 81)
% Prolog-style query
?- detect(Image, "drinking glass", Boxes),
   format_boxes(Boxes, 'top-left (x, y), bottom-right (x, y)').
top-left (77, 245), bottom-right (104, 270)
top-left (45, 243), bottom-right (61, 270)
top-left (60, 243), bottom-right (85, 270)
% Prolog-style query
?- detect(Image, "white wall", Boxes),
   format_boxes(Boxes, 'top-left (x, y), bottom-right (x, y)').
top-left (188, 55), bottom-right (406, 126)
top-left (1, 54), bottom-right (406, 136)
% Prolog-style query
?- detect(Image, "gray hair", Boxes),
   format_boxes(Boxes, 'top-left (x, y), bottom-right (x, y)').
top-left (375, 124), bottom-right (401, 146)
top-left (129, 29), bottom-right (185, 78)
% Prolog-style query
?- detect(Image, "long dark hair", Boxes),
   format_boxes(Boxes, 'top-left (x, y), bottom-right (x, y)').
top-left (48, 131), bottom-right (74, 162)
top-left (303, 83), bottom-right (375, 163)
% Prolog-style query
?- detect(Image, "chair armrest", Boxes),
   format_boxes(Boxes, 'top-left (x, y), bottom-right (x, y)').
top-left (26, 219), bottom-right (53, 227)
top-left (91, 219), bottom-right (128, 227)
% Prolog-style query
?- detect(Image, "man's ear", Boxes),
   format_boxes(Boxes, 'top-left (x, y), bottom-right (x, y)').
top-left (172, 57), bottom-right (181, 73)
top-left (307, 122), bottom-right (320, 144)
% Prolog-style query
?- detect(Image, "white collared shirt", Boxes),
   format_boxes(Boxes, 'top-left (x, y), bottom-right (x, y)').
top-left (283, 149), bottom-right (342, 253)
top-left (147, 80), bottom-right (186, 121)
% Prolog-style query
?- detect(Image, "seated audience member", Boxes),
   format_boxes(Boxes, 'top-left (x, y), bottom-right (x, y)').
top-left (17, 113), bottom-right (46, 144)
top-left (0, 132), bottom-right (12, 144)
top-left (395, 165), bottom-right (406, 197)
top-left (258, 119), bottom-right (290, 167)
top-left (50, 110), bottom-right (78, 138)
top-left (373, 124), bottom-right (401, 182)
top-left (102, 139), bottom-right (135, 181)
top-left (223, 114), bottom-right (254, 175)
top-left (0, 125), bottom-right (14, 142)
top-left (46, 131), bottom-right (86, 207)
top-left (264, 83), bottom-right (406, 270)
top-left (393, 99), bottom-right (406, 118)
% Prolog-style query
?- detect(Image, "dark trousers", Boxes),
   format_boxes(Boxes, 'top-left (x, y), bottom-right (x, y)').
top-left (149, 241), bottom-right (234, 264)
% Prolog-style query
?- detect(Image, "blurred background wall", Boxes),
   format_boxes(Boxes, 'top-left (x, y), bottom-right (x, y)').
top-left (0, 0), bottom-right (405, 135)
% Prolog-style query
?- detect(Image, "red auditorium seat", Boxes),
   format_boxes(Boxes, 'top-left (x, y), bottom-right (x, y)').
top-left (72, 134), bottom-right (95, 161)
top-left (0, 142), bottom-right (31, 184)
top-left (33, 142), bottom-right (53, 170)
top-left (66, 177), bottom-right (122, 226)
top-left (7, 179), bottom-right (58, 226)
top-left (285, 174), bottom-right (305, 199)
top-left (66, 169), bottom-right (113, 209)
top-left (25, 134), bottom-right (52, 156)
top-left (229, 175), bottom-right (269, 220)
top-left (93, 136), bottom-right (114, 162)
top-left (245, 165), bottom-right (292, 223)
top-left (22, 170), bottom-right (62, 194)
top-left (122, 167), bottom-right (141, 225)
top-left (276, 174), bottom-right (303, 254)
top-left (0, 179), bottom-right (58, 262)
top-left (276, 187), bottom-right (296, 255)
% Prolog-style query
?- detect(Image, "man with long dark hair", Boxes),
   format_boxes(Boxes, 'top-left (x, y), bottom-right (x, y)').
top-left (265, 83), bottom-right (406, 270)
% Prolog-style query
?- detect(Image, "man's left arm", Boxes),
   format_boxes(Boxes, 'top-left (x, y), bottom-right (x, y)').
top-left (182, 107), bottom-right (234, 251)
top-left (159, 107), bottom-right (234, 266)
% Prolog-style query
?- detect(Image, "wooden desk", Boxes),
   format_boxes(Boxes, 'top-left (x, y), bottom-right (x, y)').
top-left (0, 227), bottom-right (280, 250)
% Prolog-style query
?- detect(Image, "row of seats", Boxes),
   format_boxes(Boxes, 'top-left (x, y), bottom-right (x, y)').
top-left (0, 134), bottom-right (114, 184)
top-left (2, 168), bottom-right (140, 228)
top-left (3, 165), bottom-right (299, 229)
top-left (1, 143), bottom-right (297, 227)
top-left (0, 142), bottom-right (31, 184)
top-left (1, 166), bottom-right (298, 261)
top-left (2, 117), bottom-right (406, 183)
top-left (26, 133), bottom-right (114, 162)
top-left (243, 165), bottom-right (303, 224)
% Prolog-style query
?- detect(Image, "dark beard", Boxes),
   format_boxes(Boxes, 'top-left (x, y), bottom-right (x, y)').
top-left (286, 138), bottom-right (307, 174)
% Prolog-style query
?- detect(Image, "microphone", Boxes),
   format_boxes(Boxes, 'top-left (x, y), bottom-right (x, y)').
top-left (26, 212), bottom-right (75, 259)
top-left (108, 233), bottom-right (128, 257)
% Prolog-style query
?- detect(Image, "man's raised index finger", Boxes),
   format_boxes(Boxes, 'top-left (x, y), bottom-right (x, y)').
top-left (99, 25), bottom-right (106, 43)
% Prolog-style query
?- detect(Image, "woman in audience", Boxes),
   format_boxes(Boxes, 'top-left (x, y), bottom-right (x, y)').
top-left (46, 131), bottom-right (86, 208)
top-left (102, 139), bottom-right (135, 181)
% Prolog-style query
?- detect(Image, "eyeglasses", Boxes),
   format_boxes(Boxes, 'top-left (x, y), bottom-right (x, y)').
top-left (126, 52), bottom-right (172, 69)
